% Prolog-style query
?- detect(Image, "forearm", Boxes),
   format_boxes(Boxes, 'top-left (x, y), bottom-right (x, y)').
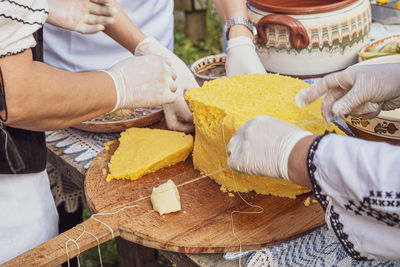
top-left (288, 135), bottom-right (317, 188)
top-left (1, 49), bottom-right (116, 131)
top-left (213, 0), bottom-right (253, 39)
top-left (103, 1), bottom-right (146, 54)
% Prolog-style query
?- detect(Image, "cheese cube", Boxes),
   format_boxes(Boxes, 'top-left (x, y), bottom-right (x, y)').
top-left (151, 179), bottom-right (181, 215)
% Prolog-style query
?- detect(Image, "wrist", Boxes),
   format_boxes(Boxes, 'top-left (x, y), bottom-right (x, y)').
top-left (288, 135), bottom-right (318, 188)
top-left (228, 25), bottom-right (254, 40)
top-left (134, 36), bottom-right (161, 56)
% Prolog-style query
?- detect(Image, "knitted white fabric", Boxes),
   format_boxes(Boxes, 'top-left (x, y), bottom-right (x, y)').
top-left (0, 0), bottom-right (48, 57)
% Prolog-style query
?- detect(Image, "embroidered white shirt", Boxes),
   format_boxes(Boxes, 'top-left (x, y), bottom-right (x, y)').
top-left (312, 134), bottom-right (400, 260)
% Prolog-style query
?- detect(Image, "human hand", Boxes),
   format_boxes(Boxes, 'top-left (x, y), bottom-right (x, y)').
top-left (47, 0), bottom-right (117, 34)
top-left (227, 116), bottom-right (312, 180)
top-left (135, 36), bottom-right (197, 132)
top-left (225, 37), bottom-right (266, 77)
top-left (103, 55), bottom-right (177, 112)
top-left (296, 63), bottom-right (400, 124)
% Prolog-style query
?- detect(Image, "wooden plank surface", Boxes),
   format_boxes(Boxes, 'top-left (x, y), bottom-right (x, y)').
top-left (84, 141), bottom-right (325, 253)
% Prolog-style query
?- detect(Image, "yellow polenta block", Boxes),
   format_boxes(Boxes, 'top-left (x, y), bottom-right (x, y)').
top-left (185, 73), bottom-right (343, 198)
top-left (107, 128), bottom-right (193, 182)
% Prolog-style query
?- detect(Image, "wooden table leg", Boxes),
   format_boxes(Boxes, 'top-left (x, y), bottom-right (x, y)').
top-left (116, 238), bottom-right (162, 267)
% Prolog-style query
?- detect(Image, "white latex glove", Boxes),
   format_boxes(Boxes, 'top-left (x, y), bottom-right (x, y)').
top-left (47, 0), bottom-right (117, 34)
top-left (225, 37), bottom-right (266, 77)
top-left (227, 116), bottom-right (312, 180)
top-left (103, 55), bottom-right (178, 112)
top-left (135, 36), bottom-right (196, 132)
top-left (296, 63), bottom-right (400, 124)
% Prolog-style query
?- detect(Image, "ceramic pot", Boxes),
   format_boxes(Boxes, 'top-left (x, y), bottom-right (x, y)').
top-left (247, 0), bottom-right (372, 77)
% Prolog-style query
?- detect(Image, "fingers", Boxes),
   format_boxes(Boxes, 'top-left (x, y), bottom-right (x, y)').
top-left (89, 2), bottom-right (118, 16)
top-left (303, 73), bottom-right (341, 105)
top-left (350, 102), bottom-right (382, 118)
top-left (91, 0), bottom-right (113, 4)
top-left (163, 105), bottom-right (194, 132)
top-left (166, 67), bottom-right (178, 93)
top-left (299, 70), bottom-right (353, 107)
top-left (75, 23), bottom-right (105, 34)
top-left (84, 13), bottom-right (115, 25)
top-left (320, 87), bottom-right (346, 125)
top-left (331, 78), bottom-right (370, 117)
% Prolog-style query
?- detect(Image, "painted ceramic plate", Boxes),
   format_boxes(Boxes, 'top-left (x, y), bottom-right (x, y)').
top-left (72, 107), bottom-right (164, 133)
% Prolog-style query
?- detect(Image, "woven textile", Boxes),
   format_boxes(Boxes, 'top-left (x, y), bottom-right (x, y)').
top-left (46, 128), bottom-right (119, 169)
top-left (45, 128), bottom-right (119, 212)
top-left (224, 226), bottom-right (400, 266)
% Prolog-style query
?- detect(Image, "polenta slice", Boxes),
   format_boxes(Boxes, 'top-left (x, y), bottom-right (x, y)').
top-left (185, 73), bottom-right (343, 198)
top-left (107, 128), bottom-right (193, 182)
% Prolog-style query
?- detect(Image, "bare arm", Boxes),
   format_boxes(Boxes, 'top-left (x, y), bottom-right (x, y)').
top-left (103, 1), bottom-right (146, 54)
top-left (212, 0), bottom-right (253, 39)
top-left (288, 135), bottom-right (317, 188)
top-left (1, 49), bottom-right (116, 131)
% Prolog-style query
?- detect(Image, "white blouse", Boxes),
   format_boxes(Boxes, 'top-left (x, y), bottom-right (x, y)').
top-left (0, 0), bottom-right (48, 57)
top-left (310, 134), bottom-right (400, 260)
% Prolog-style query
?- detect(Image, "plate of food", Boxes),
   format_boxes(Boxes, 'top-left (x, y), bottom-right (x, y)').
top-left (72, 107), bottom-right (164, 133)
top-left (358, 34), bottom-right (400, 61)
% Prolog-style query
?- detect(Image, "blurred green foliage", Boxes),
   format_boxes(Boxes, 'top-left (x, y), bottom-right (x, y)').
top-left (174, 0), bottom-right (222, 65)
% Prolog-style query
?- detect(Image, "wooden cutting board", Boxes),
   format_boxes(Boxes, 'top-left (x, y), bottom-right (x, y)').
top-left (84, 141), bottom-right (325, 253)
top-left (5, 141), bottom-right (325, 266)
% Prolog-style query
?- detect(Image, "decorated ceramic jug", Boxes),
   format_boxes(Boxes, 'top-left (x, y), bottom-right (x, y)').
top-left (247, 0), bottom-right (371, 77)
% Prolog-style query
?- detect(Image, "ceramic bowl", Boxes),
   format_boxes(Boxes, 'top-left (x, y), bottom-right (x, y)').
top-left (343, 55), bottom-right (400, 145)
top-left (358, 34), bottom-right (400, 62)
top-left (191, 54), bottom-right (226, 86)
top-left (247, 0), bottom-right (371, 78)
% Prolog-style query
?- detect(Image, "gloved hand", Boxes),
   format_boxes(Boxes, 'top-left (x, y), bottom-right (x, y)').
top-left (47, 0), bottom-right (117, 34)
top-left (103, 55), bottom-right (177, 112)
top-left (135, 36), bottom-right (196, 132)
top-left (227, 116), bottom-right (312, 180)
top-left (296, 63), bottom-right (400, 124)
top-left (225, 37), bottom-right (266, 77)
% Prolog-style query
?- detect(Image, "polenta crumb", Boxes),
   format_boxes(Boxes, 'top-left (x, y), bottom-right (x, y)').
top-left (228, 192), bottom-right (235, 197)
top-left (304, 197), bottom-right (311, 207)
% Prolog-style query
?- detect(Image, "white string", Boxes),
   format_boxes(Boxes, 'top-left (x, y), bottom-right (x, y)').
top-left (62, 233), bottom-right (81, 267)
top-left (74, 224), bottom-right (104, 267)
top-left (221, 112), bottom-right (265, 267)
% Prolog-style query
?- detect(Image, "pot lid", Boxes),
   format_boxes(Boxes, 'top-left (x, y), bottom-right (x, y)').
top-left (247, 0), bottom-right (359, 14)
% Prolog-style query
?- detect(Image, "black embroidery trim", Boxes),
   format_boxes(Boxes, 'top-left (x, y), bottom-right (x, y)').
top-left (0, 67), bottom-right (7, 122)
top-left (344, 194), bottom-right (400, 227)
top-left (0, 48), bottom-right (28, 59)
top-left (1, 0), bottom-right (48, 13)
top-left (0, 13), bottom-right (45, 26)
top-left (307, 131), bottom-right (369, 261)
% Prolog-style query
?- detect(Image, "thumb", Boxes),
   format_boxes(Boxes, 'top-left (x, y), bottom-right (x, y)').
top-left (332, 82), bottom-right (366, 116)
